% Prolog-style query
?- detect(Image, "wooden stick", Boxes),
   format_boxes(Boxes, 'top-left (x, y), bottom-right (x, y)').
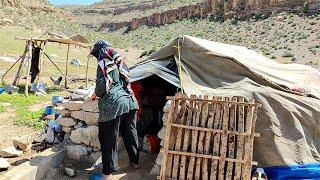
top-left (202, 97), bottom-right (217, 180)
top-left (160, 95), bottom-right (177, 180)
top-left (210, 97), bottom-right (223, 179)
top-left (170, 124), bottom-right (259, 137)
top-left (85, 47), bottom-right (92, 88)
top-left (226, 97), bottom-right (237, 180)
top-left (165, 93), bottom-right (181, 178)
top-left (13, 42), bottom-right (29, 85)
top-left (195, 95), bottom-right (209, 180)
top-left (242, 99), bottom-right (257, 179)
top-left (2, 55), bottom-right (23, 84)
top-left (187, 95), bottom-right (203, 180)
top-left (65, 44), bottom-right (70, 88)
top-left (172, 94), bottom-right (187, 179)
top-left (25, 40), bottom-right (32, 96)
top-left (167, 96), bottom-right (262, 107)
top-left (179, 95), bottom-right (196, 180)
top-left (218, 97), bottom-right (230, 180)
top-left (167, 150), bottom-right (258, 165)
top-left (234, 97), bottom-right (245, 180)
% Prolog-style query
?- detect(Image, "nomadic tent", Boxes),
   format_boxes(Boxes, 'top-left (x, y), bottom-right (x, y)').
top-left (130, 35), bottom-right (320, 179)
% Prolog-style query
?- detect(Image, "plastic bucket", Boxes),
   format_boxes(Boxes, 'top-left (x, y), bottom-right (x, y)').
top-left (45, 106), bottom-right (55, 115)
top-left (52, 96), bottom-right (64, 105)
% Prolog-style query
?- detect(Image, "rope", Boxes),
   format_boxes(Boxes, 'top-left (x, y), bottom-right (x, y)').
top-left (173, 37), bottom-right (184, 93)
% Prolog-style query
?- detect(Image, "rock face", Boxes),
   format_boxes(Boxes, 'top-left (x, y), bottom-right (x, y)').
top-left (70, 126), bottom-right (100, 149)
top-left (0, 158), bottom-right (10, 169)
top-left (62, 101), bottom-right (83, 111)
top-left (67, 145), bottom-right (88, 161)
top-left (71, 110), bottom-right (99, 125)
top-left (13, 135), bottom-right (32, 152)
top-left (58, 117), bottom-right (78, 127)
top-left (82, 100), bottom-right (99, 113)
top-left (0, 146), bottom-right (23, 158)
top-left (98, 0), bottom-right (319, 32)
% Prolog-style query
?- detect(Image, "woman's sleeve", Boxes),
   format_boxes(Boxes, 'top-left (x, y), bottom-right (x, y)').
top-left (94, 66), bottom-right (106, 97)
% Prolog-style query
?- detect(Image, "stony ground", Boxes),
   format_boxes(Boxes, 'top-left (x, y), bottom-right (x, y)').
top-left (45, 151), bottom-right (157, 180)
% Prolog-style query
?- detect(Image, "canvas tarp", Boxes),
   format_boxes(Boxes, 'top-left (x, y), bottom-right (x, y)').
top-left (130, 35), bottom-right (320, 167)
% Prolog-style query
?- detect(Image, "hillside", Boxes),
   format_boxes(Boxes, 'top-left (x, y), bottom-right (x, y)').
top-left (0, 0), bottom-right (319, 69)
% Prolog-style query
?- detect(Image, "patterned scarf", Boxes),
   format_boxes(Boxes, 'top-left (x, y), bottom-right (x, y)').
top-left (93, 41), bottom-right (133, 94)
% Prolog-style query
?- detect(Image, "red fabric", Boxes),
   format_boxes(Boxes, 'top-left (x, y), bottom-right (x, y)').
top-left (131, 81), bottom-right (143, 118)
top-left (146, 134), bottom-right (160, 154)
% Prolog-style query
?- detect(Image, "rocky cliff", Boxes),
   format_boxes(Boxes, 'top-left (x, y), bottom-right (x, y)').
top-left (98, 0), bottom-right (319, 32)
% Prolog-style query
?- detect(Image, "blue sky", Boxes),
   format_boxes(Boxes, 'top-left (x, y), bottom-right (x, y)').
top-left (48, 0), bottom-right (102, 5)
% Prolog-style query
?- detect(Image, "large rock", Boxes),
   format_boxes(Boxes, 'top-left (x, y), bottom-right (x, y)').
top-left (62, 127), bottom-right (74, 133)
top-left (13, 135), bottom-right (32, 152)
top-left (0, 146), bottom-right (23, 158)
top-left (58, 117), bottom-right (78, 127)
top-left (70, 126), bottom-right (100, 149)
top-left (0, 158), bottom-right (10, 169)
top-left (157, 127), bottom-right (166, 140)
top-left (62, 101), bottom-right (83, 111)
top-left (61, 109), bottom-right (72, 117)
top-left (67, 145), bottom-right (88, 161)
top-left (71, 110), bottom-right (99, 125)
top-left (82, 100), bottom-right (99, 113)
top-left (90, 152), bottom-right (101, 163)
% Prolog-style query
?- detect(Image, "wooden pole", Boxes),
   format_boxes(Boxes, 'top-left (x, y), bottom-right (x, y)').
top-left (13, 41), bottom-right (29, 86)
top-left (65, 44), bottom-right (70, 88)
top-left (2, 56), bottom-right (23, 84)
top-left (85, 47), bottom-right (91, 88)
top-left (35, 41), bottom-right (46, 86)
top-left (25, 40), bottom-right (33, 96)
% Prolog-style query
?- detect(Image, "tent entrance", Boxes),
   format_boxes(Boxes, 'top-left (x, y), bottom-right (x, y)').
top-left (132, 75), bottom-right (176, 138)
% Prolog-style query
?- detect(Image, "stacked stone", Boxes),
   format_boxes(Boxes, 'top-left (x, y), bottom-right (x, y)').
top-left (59, 99), bottom-right (101, 161)
top-left (150, 100), bottom-right (172, 175)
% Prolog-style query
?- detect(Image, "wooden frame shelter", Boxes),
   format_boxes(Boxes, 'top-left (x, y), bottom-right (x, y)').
top-left (1, 37), bottom-right (92, 96)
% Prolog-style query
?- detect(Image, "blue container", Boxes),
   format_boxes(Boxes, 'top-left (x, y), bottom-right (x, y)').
top-left (52, 96), bottom-right (64, 105)
top-left (0, 88), bottom-right (4, 94)
top-left (31, 83), bottom-right (46, 92)
top-left (45, 106), bottom-right (55, 115)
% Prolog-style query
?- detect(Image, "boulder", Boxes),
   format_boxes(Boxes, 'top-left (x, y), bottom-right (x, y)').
top-left (0, 158), bottom-right (10, 170)
top-left (65, 167), bottom-right (75, 177)
top-left (157, 127), bottom-right (166, 140)
top-left (71, 110), bottom-right (99, 125)
top-left (61, 109), bottom-right (72, 117)
top-left (13, 135), bottom-right (32, 152)
top-left (62, 101), bottom-right (83, 111)
top-left (90, 152), bottom-right (102, 163)
top-left (58, 117), bottom-right (78, 127)
top-left (70, 126), bottom-right (100, 149)
top-left (67, 145), bottom-right (88, 160)
top-left (82, 100), bottom-right (99, 113)
top-left (74, 121), bottom-right (85, 129)
top-left (0, 146), bottom-right (23, 158)
top-left (62, 127), bottom-right (74, 133)
top-left (163, 100), bottom-right (172, 113)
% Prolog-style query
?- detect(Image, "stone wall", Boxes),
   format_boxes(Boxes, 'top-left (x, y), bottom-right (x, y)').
top-left (98, 0), bottom-right (319, 32)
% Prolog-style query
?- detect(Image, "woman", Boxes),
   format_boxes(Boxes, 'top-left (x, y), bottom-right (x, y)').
top-left (90, 40), bottom-right (140, 180)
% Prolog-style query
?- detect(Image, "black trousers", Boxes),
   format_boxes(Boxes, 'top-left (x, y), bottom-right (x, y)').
top-left (98, 110), bottom-right (139, 175)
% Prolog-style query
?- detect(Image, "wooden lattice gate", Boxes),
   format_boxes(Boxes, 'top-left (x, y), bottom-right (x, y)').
top-left (159, 93), bottom-right (261, 180)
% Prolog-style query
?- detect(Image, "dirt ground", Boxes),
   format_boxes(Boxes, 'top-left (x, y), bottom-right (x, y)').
top-left (0, 103), bottom-right (43, 174)
top-left (45, 151), bottom-right (157, 180)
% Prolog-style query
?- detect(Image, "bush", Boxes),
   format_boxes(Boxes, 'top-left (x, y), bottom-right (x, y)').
top-left (303, 2), bottom-right (309, 13)
top-left (282, 52), bottom-right (294, 58)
